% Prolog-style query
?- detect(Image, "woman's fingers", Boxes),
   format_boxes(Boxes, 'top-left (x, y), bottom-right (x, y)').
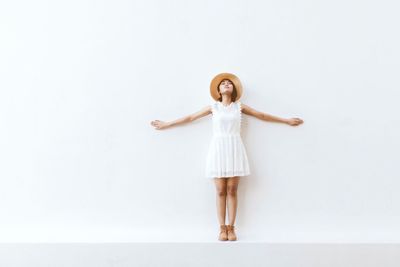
top-left (150, 120), bottom-right (165, 130)
top-left (288, 118), bottom-right (303, 126)
top-left (150, 120), bottom-right (159, 128)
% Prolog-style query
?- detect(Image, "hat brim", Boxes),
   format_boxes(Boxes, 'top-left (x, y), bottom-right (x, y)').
top-left (210, 73), bottom-right (243, 101)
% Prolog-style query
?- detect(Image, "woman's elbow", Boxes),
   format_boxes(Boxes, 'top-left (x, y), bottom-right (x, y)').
top-left (186, 116), bottom-right (194, 123)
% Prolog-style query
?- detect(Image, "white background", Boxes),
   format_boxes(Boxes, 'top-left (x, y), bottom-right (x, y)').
top-left (0, 0), bottom-right (399, 242)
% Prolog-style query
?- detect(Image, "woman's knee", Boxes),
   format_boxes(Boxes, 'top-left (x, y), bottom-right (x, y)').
top-left (215, 184), bottom-right (227, 196)
top-left (214, 178), bottom-right (227, 196)
top-left (227, 185), bottom-right (238, 196)
top-left (216, 187), bottom-right (227, 197)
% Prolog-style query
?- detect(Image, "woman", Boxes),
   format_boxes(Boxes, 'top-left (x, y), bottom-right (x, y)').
top-left (150, 73), bottom-right (304, 241)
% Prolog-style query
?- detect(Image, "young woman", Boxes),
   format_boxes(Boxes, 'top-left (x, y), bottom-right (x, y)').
top-left (150, 73), bottom-right (304, 241)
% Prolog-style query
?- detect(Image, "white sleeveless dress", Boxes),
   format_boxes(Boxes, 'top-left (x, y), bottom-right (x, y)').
top-left (205, 100), bottom-right (251, 178)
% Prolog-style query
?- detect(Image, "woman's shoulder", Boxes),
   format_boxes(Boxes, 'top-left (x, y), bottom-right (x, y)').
top-left (212, 100), bottom-right (221, 107)
top-left (210, 100), bottom-right (219, 113)
top-left (235, 100), bottom-right (242, 111)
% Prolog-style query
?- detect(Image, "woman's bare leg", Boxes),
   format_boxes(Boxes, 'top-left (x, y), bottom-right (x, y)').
top-left (226, 176), bottom-right (240, 225)
top-left (214, 177), bottom-right (228, 225)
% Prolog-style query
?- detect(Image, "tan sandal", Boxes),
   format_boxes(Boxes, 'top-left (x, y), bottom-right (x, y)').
top-left (226, 225), bottom-right (237, 241)
top-left (218, 224), bottom-right (228, 241)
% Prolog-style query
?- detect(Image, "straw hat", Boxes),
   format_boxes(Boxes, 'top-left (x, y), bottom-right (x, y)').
top-left (210, 72), bottom-right (243, 101)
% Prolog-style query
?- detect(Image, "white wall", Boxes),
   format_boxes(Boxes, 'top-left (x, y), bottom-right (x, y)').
top-left (0, 0), bottom-right (399, 242)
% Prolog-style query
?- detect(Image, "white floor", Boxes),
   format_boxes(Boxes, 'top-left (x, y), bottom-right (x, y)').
top-left (1, 226), bottom-right (400, 266)
top-left (2, 224), bottom-right (400, 243)
top-left (1, 243), bottom-right (400, 267)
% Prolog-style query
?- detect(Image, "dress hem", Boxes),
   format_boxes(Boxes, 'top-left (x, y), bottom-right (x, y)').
top-left (205, 172), bottom-right (251, 178)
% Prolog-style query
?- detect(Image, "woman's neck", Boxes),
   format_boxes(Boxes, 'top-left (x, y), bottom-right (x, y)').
top-left (221, 95), bottom-right (232, 106)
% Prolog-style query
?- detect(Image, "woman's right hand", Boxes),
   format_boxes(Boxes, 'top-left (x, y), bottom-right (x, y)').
top-left (285, 118), bottom-right (304, 126)
top-left (150, 120), bottom-right (169, 130)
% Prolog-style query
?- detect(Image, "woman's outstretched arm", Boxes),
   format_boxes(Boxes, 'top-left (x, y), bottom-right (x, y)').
top-left (150, 105), bottom-right (212, 130)
top-left (241, 103), bottom-right (304, 126)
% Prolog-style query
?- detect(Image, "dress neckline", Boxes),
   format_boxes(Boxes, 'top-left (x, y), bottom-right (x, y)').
top-left (218, 101), bottom-right (234, 108)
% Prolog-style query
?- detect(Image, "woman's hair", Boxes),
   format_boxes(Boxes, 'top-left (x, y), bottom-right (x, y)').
top-left (217, 79), bottom-right (237, 102)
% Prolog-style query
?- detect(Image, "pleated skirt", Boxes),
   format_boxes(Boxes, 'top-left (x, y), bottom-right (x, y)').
top-left (205, 134), bottom-right (251, 178)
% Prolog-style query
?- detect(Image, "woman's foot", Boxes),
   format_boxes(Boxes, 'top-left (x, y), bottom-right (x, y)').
top-left (226, 225), bottom-right (237, 241)
top-left (218, 224), bottom-right (228, 241)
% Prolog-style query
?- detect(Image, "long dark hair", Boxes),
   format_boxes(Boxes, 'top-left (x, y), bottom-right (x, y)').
top-left (217, 79), bottom-right (237, 102)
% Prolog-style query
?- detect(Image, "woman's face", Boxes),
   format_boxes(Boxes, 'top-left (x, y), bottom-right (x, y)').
top-left (218, 79), bottom-right (233, 95)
